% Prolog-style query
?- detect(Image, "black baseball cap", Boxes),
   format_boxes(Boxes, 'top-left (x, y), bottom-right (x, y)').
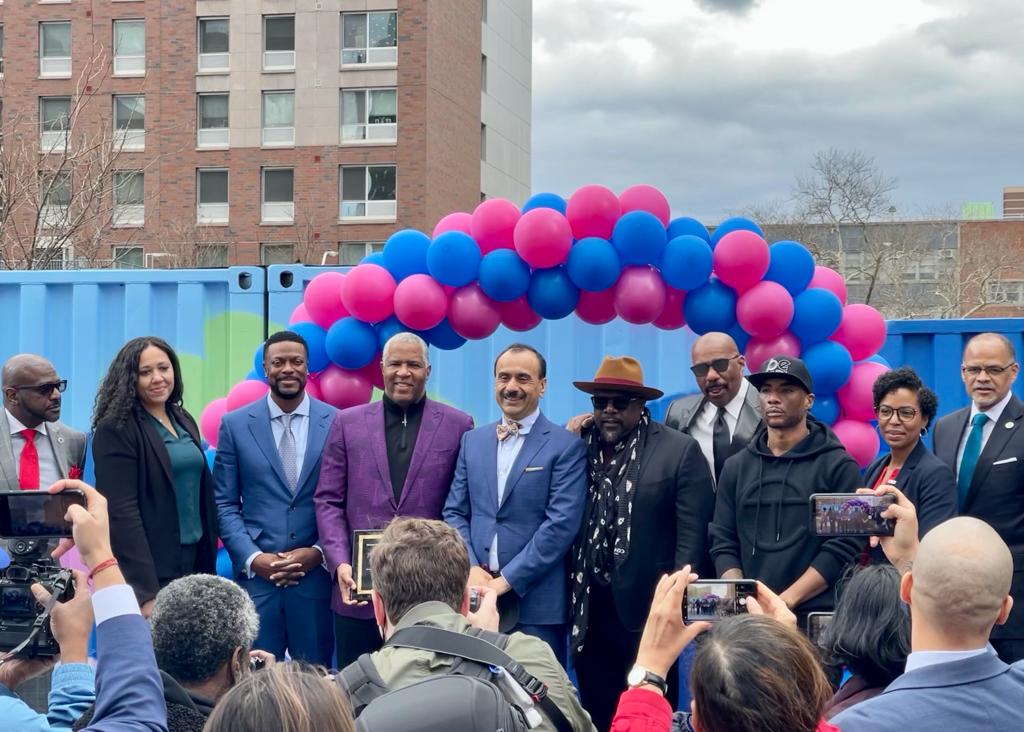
top-left (748, 355), bottom-right (814, 393)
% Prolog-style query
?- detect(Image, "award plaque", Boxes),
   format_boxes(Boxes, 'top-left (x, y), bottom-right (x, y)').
top-left (352, 530), bottom-right (384, 599)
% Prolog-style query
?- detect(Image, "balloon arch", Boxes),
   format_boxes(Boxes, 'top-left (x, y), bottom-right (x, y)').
top-left (199, 184), bottom-right (889, 469)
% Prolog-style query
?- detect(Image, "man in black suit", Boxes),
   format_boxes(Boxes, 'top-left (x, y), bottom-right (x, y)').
top-left (933, 332), bottom-right (1024, 664)
top-left (569, 356), bottom-right (715, 731)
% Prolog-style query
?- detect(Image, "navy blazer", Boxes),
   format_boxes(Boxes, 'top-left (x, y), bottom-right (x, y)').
top-left (92, 613), bottom-right (167, 731)
top-left (863, 439), bottom-right (957, 538)
top-left (443, 412), bottom-right (587, 626)
top-left (833, 647), bottom-right (1024, 732)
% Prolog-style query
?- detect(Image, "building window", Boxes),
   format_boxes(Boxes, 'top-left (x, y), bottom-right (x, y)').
top-left (262, 91), bottom-right (295, 147)
top-left (40, 21), bottom-right (72, 77)
top-left (112, 171), bottom-right (144, 227)
top-left (481, 123), bottom-right (487, 162)
top-left (338, 241), bottom-right (384, 265)
top-left (198, 17), bottom-right (229, 72)
top-left (197, 244), bottom-right (229, 267)
top-left (197, 168), bottom-right (228, 224)
top-left (341, 12), bottom-right (397, 66)
top-left (39, 171), bottom-right (71, 228)
top-left (261, 243), bottom-right (295, 265)
top-left (40, 97), bottom-right (70, 153)
top-left (341, 89), bottom-right (396, 143)
top-left (198, 93), bottom-right (229, 148)
top-left (902, 251), bottom-right (941, 283)
top-left (340, 165), bottom-right (396, 220)
top-left (262, 168), bottom-right (294, 223)
top-left (263, 15), bottom-right (295, 71)
top-left (112, 245), bottom-right (144, 269)
top-left (114, 95), bottom-right (145, 150)
top-left (32, 237), bottom-right (73, 271)
top-left (1, 25), bottom-right (5, 75)
top-left (113, 20), bottom-right (145, 76)
top-left (481, 55), bottom-right (487, 93)
top-left (987, 280), bottom-right (1024, 305)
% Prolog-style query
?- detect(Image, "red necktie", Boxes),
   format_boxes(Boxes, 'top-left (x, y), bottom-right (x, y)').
top-left (19, 429), bottom-right (40, 490)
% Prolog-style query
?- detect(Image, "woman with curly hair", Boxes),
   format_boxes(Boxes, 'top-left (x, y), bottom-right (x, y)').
top-left (92, 336), bottom-right (218, 616)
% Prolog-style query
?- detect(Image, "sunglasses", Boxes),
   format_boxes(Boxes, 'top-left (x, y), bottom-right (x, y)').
top-left (591, 395), bottom-right (640, 411)
top-left (12, 380), bottom-right (68, 396)
top-left (690, 356), bottom-right (741, 378)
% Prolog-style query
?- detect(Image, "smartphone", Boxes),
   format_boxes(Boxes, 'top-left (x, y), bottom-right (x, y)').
top-left (806, 612), bottom-right (834, 646)
top-left (469, 587), bottom-right (481, 613)
top-left (0, 490), bottom-right (86, 538)
top-left (810, 493), bottom-right (896, 537)
top-left (684, 580), bottom-right (757, 623)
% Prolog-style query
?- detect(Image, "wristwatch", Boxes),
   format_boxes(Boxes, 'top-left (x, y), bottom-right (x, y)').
top-left (626, 665), bottom-right (668, 695)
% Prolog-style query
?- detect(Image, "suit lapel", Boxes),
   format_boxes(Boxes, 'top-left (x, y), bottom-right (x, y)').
top-left (937, 407), bottom-right (969, 468)
top-left (500, 414), bottom-right (551, 509)
top-left (967, 396), bottom-right (1024, 508)
top-left (139, 414), bottom-right (175, 487)
top-left (0, 422), bottom-right (18, 489)
top-left (45, 423), bottom-right (70, 478)
top-left (296, 400), bottom-right (332, 492)
top-left (364, 403), bottom-right (393, 502)
top-left (399, 400), bottom-right (442, 508)
top-left (247, 400), bottom-right (290, 491)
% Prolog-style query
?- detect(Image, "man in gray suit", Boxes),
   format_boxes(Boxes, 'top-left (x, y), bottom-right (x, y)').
top-left (1, 354), bottom-right (86, 491)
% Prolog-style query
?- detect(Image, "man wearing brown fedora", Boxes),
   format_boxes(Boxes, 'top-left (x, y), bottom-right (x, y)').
top-left (568, 355), bottom-right (715, 730)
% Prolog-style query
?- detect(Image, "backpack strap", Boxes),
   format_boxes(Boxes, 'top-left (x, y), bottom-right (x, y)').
top-left (337, 652), bottom-right (392, 718)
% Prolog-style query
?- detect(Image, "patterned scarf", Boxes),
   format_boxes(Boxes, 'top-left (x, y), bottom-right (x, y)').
top-left (569, 410), bottom-right (649, 657)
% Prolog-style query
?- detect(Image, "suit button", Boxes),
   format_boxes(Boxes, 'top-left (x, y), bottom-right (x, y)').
top-left (290, 533), bottom-right (296, 539)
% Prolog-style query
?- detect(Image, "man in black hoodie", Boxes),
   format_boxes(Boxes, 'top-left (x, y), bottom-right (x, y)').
top-left (709, 356), bottom-right (861, 621)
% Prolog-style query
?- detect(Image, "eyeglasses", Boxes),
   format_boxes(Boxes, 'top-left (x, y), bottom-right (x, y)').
top-left (11, 380), bottom-right (67, 396)
top-left (690, 356), bottom-right (741, 378)
top-left (962, 363), bottom-right (1015, 377)
top-left (877, 405), bottom-right (918, 422)
top-left (591, 395), bottom-right (639, 411)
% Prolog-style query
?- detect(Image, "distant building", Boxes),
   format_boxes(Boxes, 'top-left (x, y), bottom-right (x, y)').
top-left (962, 202), bottom-right (996, 220)
top-left (1005, 187), bottom-right (1024, 220)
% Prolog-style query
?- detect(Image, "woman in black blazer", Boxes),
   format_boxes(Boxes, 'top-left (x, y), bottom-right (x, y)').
top-left (92, 336), bottom-right (218, 615)
top-left (864, 366), bottom-right (957, 537)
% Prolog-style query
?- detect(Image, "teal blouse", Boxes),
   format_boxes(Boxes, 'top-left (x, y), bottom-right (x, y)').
top-left (149, 413), bottom-right (204, 545)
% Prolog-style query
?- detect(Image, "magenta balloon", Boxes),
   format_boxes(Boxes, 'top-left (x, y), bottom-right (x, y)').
top-left (808, 266), bottom-right (848, 305)
top-left (653, 287), bottom-right (687, 330)
top-left (513, 208), bottom-right (573, 269)
top-left (432, 211), bottom-right (473, 238)
top-left (448, 283), bottom-right (502, 340)
top-left (340, 263), bottom-right (397, 323)
top-left (566, 184), bottom-right (621, 240)
top-left (303, 271), bottom-right (349, 329)
top-left (745, 332), bottom-right (801, 372)
top-left (393, 274), bottom-right (447, 331)
top-left (226, 380), bottom-right (269, 411)
top-left (832, 303), bottom-right (887, 361)
top-left (200, 397), bottom-right (229, 448)
top-left (360, 357), bottom-right (386, 390)
top-left (499, 296), bottom-right (542, 332)
top-left (318, 365), bottom-right (373, 409)
top-left (838, 361), bottom-right (890, 422)
top-left (305, 375), bottom-right (323, 401)
top-left (614, 266), bottom-right (667, 324)
top-left (471, 199), bottom-right (520, 254)
top-left (736, 281), bottom-right (794, 339)
top-left (575, 288), bottom-right (617, 325)
top-left (832, 418), bottom-right (881, 469)
top-left (289, 303), bottom-right (311, 326)
top-left (713, 230), bottom-right (771, 291)
top-left (619, 184), bottom-right (671, 227)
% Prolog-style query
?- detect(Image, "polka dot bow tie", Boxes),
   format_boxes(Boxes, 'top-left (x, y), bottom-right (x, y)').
top-left (496, 421), bottom-right (522, 441)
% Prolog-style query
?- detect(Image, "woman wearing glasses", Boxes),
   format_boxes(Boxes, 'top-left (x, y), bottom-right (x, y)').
top-left (91, 337), bottom-right (218, 617)
top-left (863, 366), bottom-right (957, 537)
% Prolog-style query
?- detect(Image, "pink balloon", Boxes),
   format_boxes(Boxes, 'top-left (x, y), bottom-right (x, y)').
top-left (513, 208), bottom-right (573, 269)
top-left (305, 375), bottom-right (323, 401)
top-left (566, 184), bottom-right (621, 240)
top-left (360, 356), bottom-right (386, 391)
top-left (614, 266), bottom-right (667, 324)
top-left (340, 264), bottom-right (397, 323)
top-left (619, 184), bottom-right (671, 227)
top-left (393, 274), bottom-right (447, 331)
top-left (303, 271), bottom-right (349, 329)
top-left (832, 418), bottom-right (881, 469)
top-left (289, 303), bottom-right (311, 326)
top-left (576, 288), bottom-right (617, 325)
top-left (226, 380), bottom-right (269, 411)
top-left (713, 230), bottom-right (771, 291)
top-left (432, 211), bottom-right (473, 238)
top-left (448, 283), bottom-right (502, 340)
top-left (745, 332), bottom-right (801, 373)
top-left (499, 296), bottom-right (542, 332)
top-left (471, 199), bottom-right (520, 254)
top-left (832, 304), bottom-right (887, 361)
top-left (736, 281), bottom-right (794, 339)
top-left (318, 365), bottom-right (373, 409)
top-left (653, 287), bottom-right (687, 330)
top-left (808, 266), bottom-right (848, 305)
top-left (200, 397), bottom-right (229, 448)
top-left (837, 361), bottom-right (890, 422)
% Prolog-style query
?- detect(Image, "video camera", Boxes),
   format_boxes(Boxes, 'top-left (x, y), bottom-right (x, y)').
top-left (0, 538), bottom-right (74, 657)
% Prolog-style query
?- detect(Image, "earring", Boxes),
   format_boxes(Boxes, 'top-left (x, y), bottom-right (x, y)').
top-left (921, 427), bottom-right (928, 436)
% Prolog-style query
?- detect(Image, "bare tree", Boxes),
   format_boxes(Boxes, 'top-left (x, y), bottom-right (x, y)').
top-left (934, 225), bottom-right (1022, 318)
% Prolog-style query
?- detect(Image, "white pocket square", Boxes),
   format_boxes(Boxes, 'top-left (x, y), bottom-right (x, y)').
top-left (993, 457), bottom-right (1018, 465)
top-left (524, 466), bottom-right (545, 472)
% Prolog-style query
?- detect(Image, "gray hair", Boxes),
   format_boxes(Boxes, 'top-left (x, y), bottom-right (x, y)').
top-left (382, 332), bottom-right (430, 365)
top-left (151, 574), bottom-right (259, 684)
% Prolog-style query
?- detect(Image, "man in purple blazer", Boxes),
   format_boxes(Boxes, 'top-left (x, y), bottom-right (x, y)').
top-left (314, 332), bottom-right (474, 668)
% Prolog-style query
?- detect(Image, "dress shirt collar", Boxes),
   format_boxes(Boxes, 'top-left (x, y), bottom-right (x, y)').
top-left (970, 389), bottom-right (1013, 424)
top-left (502, 408), bottom-right (540, 435)
top-left (6, 409), bottom-right (48, 437)
top-left (267, 392), bottom-right (310, 421)
top-left (723, 378), bottom-right (749, 420)
top-left (904, 645), bottom-right (990, 673)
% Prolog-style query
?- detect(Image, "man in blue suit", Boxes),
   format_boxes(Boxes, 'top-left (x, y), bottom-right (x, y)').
top-left (215, 330), bottom-right (336, 665)
top-left (444, 343), bottom-right (586, 663)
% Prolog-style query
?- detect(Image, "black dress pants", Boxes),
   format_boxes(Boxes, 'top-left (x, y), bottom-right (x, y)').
top-left (334, 614), bottom-right (384, 670)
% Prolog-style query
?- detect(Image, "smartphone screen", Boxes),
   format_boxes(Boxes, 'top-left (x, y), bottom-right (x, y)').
top-left (806, 612), bottom-right (834, 646)
top-left (810, 493), bottom-right (896, 537)
top-left (684, 580), bottom-right (757, 623)
top-left (0, 490), bottom-right (85, 538)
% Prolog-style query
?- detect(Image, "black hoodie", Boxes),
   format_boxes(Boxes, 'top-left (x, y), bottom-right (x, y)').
top-left (709, 416), bottom-right (862, 613)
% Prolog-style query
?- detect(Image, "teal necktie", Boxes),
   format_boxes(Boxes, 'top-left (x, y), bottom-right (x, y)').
top-left (957, 413), bottom-right (988, 510)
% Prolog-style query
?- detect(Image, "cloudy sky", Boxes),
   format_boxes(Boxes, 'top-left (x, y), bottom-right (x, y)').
top-left (530, 0), bottom-right (1024, 223)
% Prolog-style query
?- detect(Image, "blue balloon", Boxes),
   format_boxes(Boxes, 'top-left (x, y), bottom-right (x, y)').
top-left (478, 249), bottom-right (532, 302)
top-left (566, 237), bottom-right (621, 292)
top-left (728, 322), bottom-right (751, 353)
top-left (709, 216), bottom-right (765, 248)
top-left (612, 211), bottom-right (667, 266)
top-left (421, 318), bottom-right (466, 351)
top-left (325, 317), bottom-right (378, 369)
top-left (253, 343), bottom-right (265, 376)
top-left (522, 192), bottom-right (567, 215)
top-left (0, 548), bottom-right (8, 570)
top-left (216, 547), bottom-right (233, 579)
top-left (661, 235), bottom-right (714, 291)
top-left (375, 316), bottom-right (405, 352)
top-left (802, 340), bottom-right (854, 394)
top-left (811, 393), bottom-right (841, 425)
top-left (361, 251), bottom-right (386, 266)
top-left (246, 368), bottom-right (268, 384)
top-left (764, 241), bottom-right (815, 295)
top-left (684, 279), bottom-right (737, 335)
top-left (866, 354), bottom-right (892, 368)
top-left (204, 447), bottom-right (217, 472)
top-left (427, 231), bottom-right (482, 287)
top-left (667, 216), bottom-right (711, 243)
top-left (528, 267), bottom-right (580, 320)
top-left (791, 288), bottom-right (844, 345)
top-left (382, 229), bottom-right (431, 281)
top-left (289, 321), bottom-right (331, 373)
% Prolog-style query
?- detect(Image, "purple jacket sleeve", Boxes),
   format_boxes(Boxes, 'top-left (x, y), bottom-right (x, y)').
top-left (314, 412), bottom-right (352, 572)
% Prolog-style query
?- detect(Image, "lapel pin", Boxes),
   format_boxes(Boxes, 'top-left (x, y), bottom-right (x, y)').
top-left (1006, 422), bottom-right (1015, 429)
top-left (57, 435), bottom-right (65, 444)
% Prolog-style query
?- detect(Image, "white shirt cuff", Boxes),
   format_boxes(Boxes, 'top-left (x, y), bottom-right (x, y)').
top-left (91, 584), bottom-right (141, 625)
top-left (244, 551), bottom-right (261, 579)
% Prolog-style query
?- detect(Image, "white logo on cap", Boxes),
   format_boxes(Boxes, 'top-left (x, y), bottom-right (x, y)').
top-left (766, 358), bottom-right (792, 372)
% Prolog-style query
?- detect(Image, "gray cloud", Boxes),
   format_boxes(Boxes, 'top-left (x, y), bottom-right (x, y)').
top-left (694, 0), bottom-right (760, 15)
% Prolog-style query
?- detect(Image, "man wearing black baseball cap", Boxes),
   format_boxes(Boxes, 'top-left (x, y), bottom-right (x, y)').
top-left (709, 355), bottom-right (862, 623)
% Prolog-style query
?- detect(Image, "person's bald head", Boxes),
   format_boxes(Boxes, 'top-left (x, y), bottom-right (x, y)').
top-left (2, 354), bottom-right (55, 387)
top-left (690, 332), bottom-right (746, 407)
top-left (2, 354), bottom-right (63, 427)
top-left (909, 517), bottom-right (1014, 641)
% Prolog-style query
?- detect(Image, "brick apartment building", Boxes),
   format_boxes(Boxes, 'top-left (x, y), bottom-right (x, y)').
top-left (0, 0), bottom-right (532, 268)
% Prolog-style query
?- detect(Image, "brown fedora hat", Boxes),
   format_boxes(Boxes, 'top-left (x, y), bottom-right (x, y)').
top-left (573, 356), bottom-right (664, 401)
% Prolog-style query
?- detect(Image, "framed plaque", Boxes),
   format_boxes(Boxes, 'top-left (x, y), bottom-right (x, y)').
top-left (352, 530), bottom-right (384, 599)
